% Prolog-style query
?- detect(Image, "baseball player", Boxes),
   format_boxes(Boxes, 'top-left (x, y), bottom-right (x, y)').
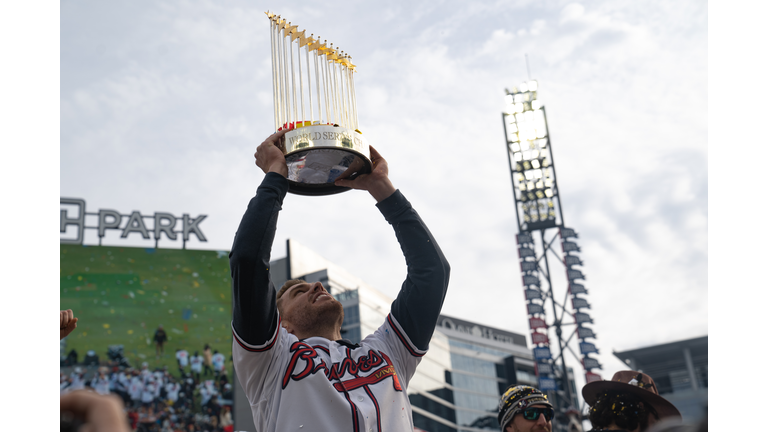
top-left (175, 348), bottom-right (189, 374)
top-left (190, 351), bottom-right (204, 382)
top-left (211, 350), bottom-right (225, 378)
top-left (230, 131), bottom-right (450, 431)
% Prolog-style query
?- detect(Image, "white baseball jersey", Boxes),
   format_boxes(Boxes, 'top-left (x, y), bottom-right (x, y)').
top-left (212, 353), bottom-right (226, 371)
top-left (129, 377), bottom-right (144, 401)
top-left (141, 382), bottom-right (156, 403)
top-left (69, 372), bottom-right (86, 391)
top-left (176, 350), bottom-right (189, 367)
top-left (165, 382), bottom-right (180, 402)
top-left (93, 376), bottom-right (111, 395)
top-left (201, 388), bottom-right (212, 406)
top-left (190, 355), bottom-right (204, 373)
top-left (230, 176), bottom-right (450, 432)
top-left (233, 312), bottom-right (424, 432)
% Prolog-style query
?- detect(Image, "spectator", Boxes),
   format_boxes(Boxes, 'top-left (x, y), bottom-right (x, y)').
top-left (498, 385), bottom-right (554, 432)
top-left (60, 373), bottom-right (71, 394)
top-left (220, 405), bottom-right (233, 432)
top-left (154, 325), bottom-right (168, 357)
top-left (60, 309), bottom-right (78, 340)
top-left (217, 367), bottom-right (229, 389)
top-left (91, 370), bottom-right (111, 395)
top-left (141, 377), bottom-right (157, 408)
top-left (582, 371), bottom-right (682, 432)
top-left (83, 350), bottom-right (100, 367)
top-left (165, 379), bottom-right (181, 406)
top-left (69, 367), bottom-right (86, 391)
top-left (140, 362), bottom-right (153, 383)
top-left (202, 344), bottom-right (213, 377)
top-left (211, 350), bottom-right (225, 380)
top-left (63, 348), bottom-right (79, 366)
top-left (190, 351), bottom-right (204, 383)
top-left (175, 348), bottom-right (189, 374)
top-left (129, 371), bottom-right (144, 408)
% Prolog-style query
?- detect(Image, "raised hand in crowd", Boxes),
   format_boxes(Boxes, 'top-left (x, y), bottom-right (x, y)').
top-left (60, 390), bottom-right (130, 432)
top-left (60, 309), bottom-right (79, 340)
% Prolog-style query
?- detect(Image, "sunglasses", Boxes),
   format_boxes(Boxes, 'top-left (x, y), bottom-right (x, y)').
top-left (520, 407), bottom-right (555, 422)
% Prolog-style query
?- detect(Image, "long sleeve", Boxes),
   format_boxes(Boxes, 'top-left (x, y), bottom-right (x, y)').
top-left (378, 190), bottom-right (451, 351)
top-left (229, 172), bottom-right (289, 346)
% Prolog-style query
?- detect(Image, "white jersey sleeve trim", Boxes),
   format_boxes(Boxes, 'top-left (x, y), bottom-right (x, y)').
top-left (231, 312), bottom-right (281, 352)
top-left (386, 313), bottom-right (427, 357)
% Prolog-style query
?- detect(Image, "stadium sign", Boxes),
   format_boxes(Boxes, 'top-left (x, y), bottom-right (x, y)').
top-left (438, 315), bottom-right (525, 347)
top-left (60, 197), bottom-right (207, 248)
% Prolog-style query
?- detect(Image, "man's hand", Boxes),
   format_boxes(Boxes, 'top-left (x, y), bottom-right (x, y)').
top-left (60, 390), bottom-right (130, 432)
top-left (334, 146), bottom-right (396, 202)
top-left (255, 130), bottom-right (289, 178)
top-left (60, 309), bottom-right (78, 340)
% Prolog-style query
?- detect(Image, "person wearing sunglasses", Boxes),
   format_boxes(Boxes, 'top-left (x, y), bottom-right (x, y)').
top-left (498, 385), bottom-right (555, 432)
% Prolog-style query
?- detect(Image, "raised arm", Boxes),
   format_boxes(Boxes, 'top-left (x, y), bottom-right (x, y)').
top-left (60, 309), bottom-right (78, 340)
top-left (336, 147), bottom-right (450, 350)
top-left (230, 130), bottom-right (289, 346)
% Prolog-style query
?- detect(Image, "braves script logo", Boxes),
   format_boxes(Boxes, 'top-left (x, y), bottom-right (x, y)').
top-left (282, 342), bottom-right (403, 392)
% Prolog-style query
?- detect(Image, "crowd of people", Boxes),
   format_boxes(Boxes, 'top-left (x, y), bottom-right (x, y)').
top-left (61, 363), bottom-right (233, 432)
top-left (60, 310), bottom-right (234, 432)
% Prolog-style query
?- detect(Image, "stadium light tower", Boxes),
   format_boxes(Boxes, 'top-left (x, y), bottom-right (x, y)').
top-left (501, 81), bottom-right (602, 429)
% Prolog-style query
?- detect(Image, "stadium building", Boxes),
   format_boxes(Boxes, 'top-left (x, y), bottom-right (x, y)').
top-left (613, 336), bottom-right (708, 423)
top-left (233, 239), bottom-right (542, 432)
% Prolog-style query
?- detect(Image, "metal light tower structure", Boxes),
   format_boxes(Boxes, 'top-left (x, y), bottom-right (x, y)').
top-left (501, 80), bottom-right (602, 429)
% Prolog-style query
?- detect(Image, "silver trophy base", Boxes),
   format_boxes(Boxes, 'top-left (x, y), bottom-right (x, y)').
top-left (282, 125), bottom-right (371, 196)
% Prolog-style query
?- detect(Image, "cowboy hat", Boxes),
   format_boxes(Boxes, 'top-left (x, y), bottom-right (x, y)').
top-left (582, 370), bottom-right (681, 419)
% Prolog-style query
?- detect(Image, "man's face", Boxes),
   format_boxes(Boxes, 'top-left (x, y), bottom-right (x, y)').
top-left (505, 404), bottom-right (552, 432)
top-left (279, 281), bottom-right (344, 335)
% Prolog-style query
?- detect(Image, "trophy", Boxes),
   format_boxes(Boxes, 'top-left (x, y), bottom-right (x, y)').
top-left (266, 12), bottom-right (371, 196)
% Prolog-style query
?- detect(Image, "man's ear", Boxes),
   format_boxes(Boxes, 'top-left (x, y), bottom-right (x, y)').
top-left (281, 319), bottom-right (295, 335)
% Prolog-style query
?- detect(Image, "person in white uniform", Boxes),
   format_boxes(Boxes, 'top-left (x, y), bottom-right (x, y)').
top-left (230, 130), bottom-right (451, 431)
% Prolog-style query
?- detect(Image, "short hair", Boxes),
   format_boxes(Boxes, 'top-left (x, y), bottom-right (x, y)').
top-left (588, 391), bottom-right (656, 431)
top-left (276, 279), bottom-right (307, 314)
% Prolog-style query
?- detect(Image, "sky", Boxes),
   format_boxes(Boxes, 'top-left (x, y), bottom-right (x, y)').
top-left (56, 0), bottom-right (709, 414)
top-left (56, 0), bottom-right (709, 404)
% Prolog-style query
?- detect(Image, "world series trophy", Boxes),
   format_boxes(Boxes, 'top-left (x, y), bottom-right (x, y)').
top-left (266, 12), bottom-right (371, 196)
